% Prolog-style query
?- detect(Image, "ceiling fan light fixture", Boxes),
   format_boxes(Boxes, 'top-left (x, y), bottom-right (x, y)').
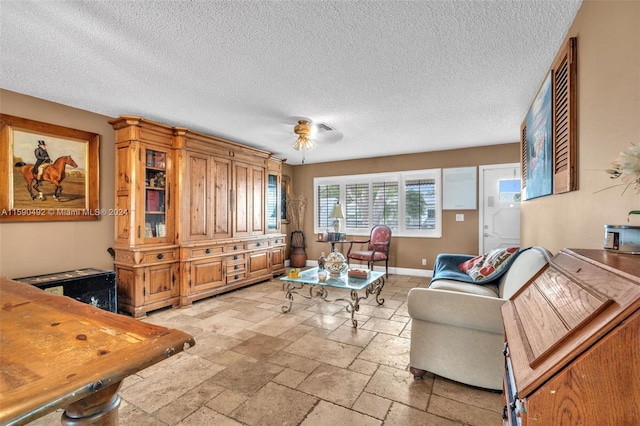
top-left (293, 120), bottom-right (315, 163)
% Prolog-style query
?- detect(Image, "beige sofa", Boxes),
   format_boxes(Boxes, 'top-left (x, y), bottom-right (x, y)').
top-left (407, 246), bottom-right (552, 390)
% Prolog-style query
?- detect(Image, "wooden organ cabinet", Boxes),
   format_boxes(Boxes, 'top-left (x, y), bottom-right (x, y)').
top-left (501, 249), bottom-right (639, 425)
top-left (110, 116), bottom-right (286, 317)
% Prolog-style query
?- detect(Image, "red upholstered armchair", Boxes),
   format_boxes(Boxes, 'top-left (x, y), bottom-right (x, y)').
top-left (346, 225), bottom-right (392, 277)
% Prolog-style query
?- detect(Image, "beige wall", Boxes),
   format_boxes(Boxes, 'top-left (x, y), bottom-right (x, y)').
top-left (292, 144), bottom-right (519, 271)
top-left (0, 89), bottom-right (116, 278)
top-left (521, 0), bottom-right (640, 254)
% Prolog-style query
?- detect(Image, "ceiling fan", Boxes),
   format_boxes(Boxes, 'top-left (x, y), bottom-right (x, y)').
top-left (290, 117), bottom-right (342, 163)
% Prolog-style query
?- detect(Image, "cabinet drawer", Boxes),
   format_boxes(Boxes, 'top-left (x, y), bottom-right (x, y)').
top-left (227, 271), bottom-right (247, 283)
top-left (190, 246), bottom-right (224, 258)
top-left (246, 240), bottom-right (268, 250)
top-left (226, 262), bottom-right (246, 274)
top-left (269, 237), bottom-right (285, 246)
top-left (142, 248), bottom-right (178, 264)
top-left (224, 243), bottom-right (246, 252)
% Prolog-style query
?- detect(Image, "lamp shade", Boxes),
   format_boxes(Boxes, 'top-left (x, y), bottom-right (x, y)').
top-left (330, 203), bottom-right (345, 219)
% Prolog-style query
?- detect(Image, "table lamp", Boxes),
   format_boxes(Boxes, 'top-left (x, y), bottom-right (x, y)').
top-left (330, 203), bottom-right (345, 232)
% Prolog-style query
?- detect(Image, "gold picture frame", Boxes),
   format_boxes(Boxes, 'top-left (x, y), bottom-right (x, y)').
top-left (0, 114), bottom-right (99, 222)
top-left (281, 175), bottom-right (291, 224)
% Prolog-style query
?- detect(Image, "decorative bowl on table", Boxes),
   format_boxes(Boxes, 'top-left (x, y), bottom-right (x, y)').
top-left (324, 251), bottom-right (348, 276)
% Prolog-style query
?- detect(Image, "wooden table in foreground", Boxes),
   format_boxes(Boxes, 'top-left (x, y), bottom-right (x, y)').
top-left (0, 276), bottom-right (195, 426)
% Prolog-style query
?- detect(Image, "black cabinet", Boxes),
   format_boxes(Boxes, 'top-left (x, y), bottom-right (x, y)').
top-left (14, 268), bottom-right (117, 313)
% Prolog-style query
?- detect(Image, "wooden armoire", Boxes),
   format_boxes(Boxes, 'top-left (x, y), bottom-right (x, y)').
top-left (109, 116), bottom-right (286, 317)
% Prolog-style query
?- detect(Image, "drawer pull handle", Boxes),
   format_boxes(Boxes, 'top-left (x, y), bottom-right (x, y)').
top-left (157, 253), bottom-right (164, 260)
top-left (233, 245), bottom-right (238, 250)
top-left (234, 275), bottom-right (239, 280)
top-left (234, 255), bottom-right (238, 260)
top-left (257, 242), bottom-right (262, 247)
top-left (234, 265), bottom-right (239, 270)
top-left (205, 248), bottom-right (211, 254)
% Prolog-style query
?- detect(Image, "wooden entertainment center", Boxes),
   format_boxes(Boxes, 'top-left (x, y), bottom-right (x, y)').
top-left (109, 116), bottom-right (286, 318)
top-left (501, 248), bottom-right (639, 424)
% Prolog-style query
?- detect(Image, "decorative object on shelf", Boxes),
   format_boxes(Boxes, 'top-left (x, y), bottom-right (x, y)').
top-left (330, 202), bottom-right (345, 232)
top-left (348, 269), bottom-right (370, 279)
top-left (604, 141), bottom-right (640, 221)
top-left (604, 225), bottom-right (640, 254)
top-left (318, 252), bottom-right (326, 270)
top-left (317, 269), bottom-right (328, 282)
top-left (325, 250), bottom-right (348, 276)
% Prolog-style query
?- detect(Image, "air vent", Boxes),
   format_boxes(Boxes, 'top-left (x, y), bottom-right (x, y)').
top-left (316, 123), bottom-right (334, 132)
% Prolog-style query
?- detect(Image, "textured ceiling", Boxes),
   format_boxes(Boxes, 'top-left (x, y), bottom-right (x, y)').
top-left (0, 1), bottom-right (582, 165)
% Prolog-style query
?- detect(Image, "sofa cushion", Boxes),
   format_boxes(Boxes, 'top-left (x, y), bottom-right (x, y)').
top-left (499, 246), bottom-right (552, 299)
top-left (459, 246), bottom-right (520, 281)
top-left (428, 280), bottom-right (499, 298)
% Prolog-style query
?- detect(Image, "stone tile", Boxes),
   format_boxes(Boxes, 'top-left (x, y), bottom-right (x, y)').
top-left (232, 306), bottom-right (280, 322)
top-left (153, 377), bottom-right (225, 424)
top-left (247, 313), bottom-right (308, 336)
top-left (193, 311), bottom-right (257, 336)
top-left (385, 401), bottom-right (458, 425)
top-left (278, 323), bottom-right (314, 341)
top-left (302, 313), bottom-right (349, 331)
top-left (355, 303), bottom-right (397, 319)
top-left (268, 351), bottom-right (322, 374)
top-left (304, 301), bottom-right (347, 315)
top-left (361, 317), bottom-right (407, 335)
top-left (357, 333), bottom-right (410, 370)
top-left (118, 404), bottom-right (168, 426)
top-left (301, 400), bottom-right (381, 426)
top-left (428, 394), bottom-right (502, 426)
top-left (327, 324), bottom-right (377, 347)
top-left (351, 392), bottom-right (392, 420)
top-left (205, 389), bottom-right (249, 416)
top-left (180, 406), bottom-right (243, 425)
top-left (432, 376), bottom-right (502, 412)
top-left (23, 409), bottom-right (64, 426)
top-left (183, 332), bottom-right (243, 361)
top-left (364, 365), bottom-right (432, 410)
top-left (298, 363), bottom-right (370, 407)
top-left (119, 354), bottom-right (224, 413)
top-left (211, 357), bottom-right (284, 394)
top-left (273, 367), bottom-right (308, 388)
top-left (232, 382), bottom-right (318, 426)
top-left (284, 334), bottom-right (362, 368)
top-left (349, 358), bottom-right (379, 376)
top-left (230, 333), bottom-right (292, 360)
top-left (209, 350), bottom-right (245, 366)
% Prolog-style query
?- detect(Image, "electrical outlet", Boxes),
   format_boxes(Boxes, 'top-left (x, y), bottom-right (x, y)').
top-left (456, 214), bottom-right (464, 221)
top-left (421, 258), bottom-right (427, 266)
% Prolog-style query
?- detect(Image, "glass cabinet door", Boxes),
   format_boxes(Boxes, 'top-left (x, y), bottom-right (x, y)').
top-left (266, 173), bottom-right (279, 232)
top-left (144, 148), bottom-right (168, 240)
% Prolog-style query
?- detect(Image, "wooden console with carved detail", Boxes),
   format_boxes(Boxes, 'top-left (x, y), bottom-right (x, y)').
top-left (501, 248), bottom-right (640, 424)
top-left (110, 116), bottom-right (286, 318)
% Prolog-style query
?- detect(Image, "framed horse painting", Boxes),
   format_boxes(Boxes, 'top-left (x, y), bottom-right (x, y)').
top-left (0, 114), bottom-right (99, 222)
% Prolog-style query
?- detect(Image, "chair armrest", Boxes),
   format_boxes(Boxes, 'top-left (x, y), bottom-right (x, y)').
top-left (407, 288), bottom-right (506, 334)
top-left (347, 239), bottom-right (370, 255)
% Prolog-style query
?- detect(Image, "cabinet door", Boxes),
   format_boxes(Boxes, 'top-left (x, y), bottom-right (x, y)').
top-left (248, 250), bottom-right (269, 278)
top-left (144, 262), bottom-right (178, 303)
top-left (233, 161), bottom-right (251, 236)
top-left (185, 152), bottom-right (212, 241)
top-left (270, 245), bottom-right (285, 273)
top-left (191, 257), bottom-right (224, 293)
top-left (141, 146), bottom-right (172, 244)
top-left (251, 165), bottom-right (265, 235)
top-left (213, 157), bottom-right (232, 239)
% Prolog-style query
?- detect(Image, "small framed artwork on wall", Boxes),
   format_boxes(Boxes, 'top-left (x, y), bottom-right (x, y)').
top-left (0, 114), bottom-right (100, 222)
top-left (523, 71), bottom-right (554, 200)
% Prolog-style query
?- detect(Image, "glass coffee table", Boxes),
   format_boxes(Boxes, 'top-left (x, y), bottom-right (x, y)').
top-left (280, 267), bottom-right (385, 327)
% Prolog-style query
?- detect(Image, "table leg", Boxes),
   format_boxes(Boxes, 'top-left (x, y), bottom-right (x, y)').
top-left (61, 381), bottom-right (122, 426)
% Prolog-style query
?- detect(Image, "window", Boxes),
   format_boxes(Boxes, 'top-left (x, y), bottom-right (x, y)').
top-left (314, 169), bottom-right (441, 238)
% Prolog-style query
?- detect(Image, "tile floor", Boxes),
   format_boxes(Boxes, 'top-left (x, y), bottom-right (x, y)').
top-left (29, 273), bottom-right (503, 425)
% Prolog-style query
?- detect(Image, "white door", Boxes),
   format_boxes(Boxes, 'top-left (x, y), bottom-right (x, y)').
top-left (479, 164), bottom-right (521, 254)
